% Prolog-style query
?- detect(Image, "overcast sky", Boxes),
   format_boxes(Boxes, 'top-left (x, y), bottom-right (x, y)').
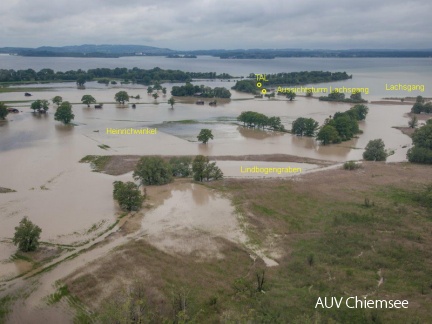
top-left (1, 0), bottom-right (431, 50)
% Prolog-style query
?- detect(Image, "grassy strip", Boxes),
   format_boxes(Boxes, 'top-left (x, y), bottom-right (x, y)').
top-left (0, 295), bottom-right (13, 323)
top-left (79, 155), bottom-right (112, 172)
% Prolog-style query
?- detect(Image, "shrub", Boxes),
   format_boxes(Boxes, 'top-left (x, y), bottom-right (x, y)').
top-left (363, 139), bottom-right (387, 161)
top-left (113, 181), bottom-right (144, 211)
top-left (13, 217), bottom-right (42, 252)
top-left (343, 161), bottom-right (361, 170)
top-left (133, 156), bottom-right (173, 185)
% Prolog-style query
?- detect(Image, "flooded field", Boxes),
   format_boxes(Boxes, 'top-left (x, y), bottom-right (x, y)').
top-left (0, 56), bottom-right (430, 322)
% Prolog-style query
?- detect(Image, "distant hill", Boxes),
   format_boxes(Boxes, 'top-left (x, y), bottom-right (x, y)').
top-left (0, 44), bottom-right (174, 57)
top-left (0, 45), bottom-right (431, 58)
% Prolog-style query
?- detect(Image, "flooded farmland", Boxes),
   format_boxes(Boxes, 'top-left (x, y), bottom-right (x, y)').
top-left (0, 56), bottom-right (430, 322)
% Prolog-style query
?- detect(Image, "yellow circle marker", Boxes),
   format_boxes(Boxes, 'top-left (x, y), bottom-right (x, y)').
top-left (261, 89), bottom-right (267, 94)
top-left (256, 82), bottom-right (262, 88)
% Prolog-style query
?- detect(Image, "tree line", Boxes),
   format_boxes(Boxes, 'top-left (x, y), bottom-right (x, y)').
top-left (319, 90), bottom-right (367, 103)
top-left (171, 83), bottom-right (231, 98)
top-left (237, 111), bottom-right (285, 131)
top-left (0, 67), bottom-right (233, 85)
top-left (232, 71), bottom-right (351, 94)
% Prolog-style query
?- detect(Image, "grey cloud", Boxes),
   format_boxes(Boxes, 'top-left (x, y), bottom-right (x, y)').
top-left (0, 0), bottom-right (431, 49)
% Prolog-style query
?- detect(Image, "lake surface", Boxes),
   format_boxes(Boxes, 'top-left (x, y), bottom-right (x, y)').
top-left (1, 55), bottom-right (431, 97)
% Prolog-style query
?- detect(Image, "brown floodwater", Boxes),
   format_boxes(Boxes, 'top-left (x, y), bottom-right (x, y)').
top-left (140, 182), bottom-right (246, 258)
top-left (0, 80), bottom-right (416, 321)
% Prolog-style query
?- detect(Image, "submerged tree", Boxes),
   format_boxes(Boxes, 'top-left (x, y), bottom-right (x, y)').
top-left (81, 95), bottom-right (97, 107)
top-left (197, 129), bottom-right (214, 144)
top-left (192, 155), bottom-right (223, 182)
top-left (54, 101), bottom-right (75, 124)
top-left (52, 96), bottom-right (63, 106)
top-left (0, 102), bottom-right (9, 120)
top-left (292, 117), bottom-right (319, 137)
top-left (317, 125), bottom-right (340, 145)
top-left (286, 90), bottom-right (296, 101)
top-left (115, 91), bottom-right (129, 105)
top-left (168, 97), bottom-right (175, 109)
top-left (13, 217), bottom-right (42, 252)
top-left (76, 75), bottom-right (87, 88)
top-left (31, 99), bottom-right (50, 113)
top-left (113, 181), bottom-right (144, 211)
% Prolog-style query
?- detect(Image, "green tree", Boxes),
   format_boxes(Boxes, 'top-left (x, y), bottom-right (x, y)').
top-left (133, 156), bottom-right (173, 186)
top-left (81, 95), bottom-right (96, 107)
top-left (147, 86), bottom-right (153, 94)
top-left (268, 116), bottom-right (285, 131)
top-left (113, 181), bottom-right (144, 211)
top-left (286, 90), bottom-right (296, 101)
top-left (416, 95), bottom-right (425, 104)
top-left (411, 102), bottom-right (424, 114)
top-left (52, 96), bottom-right (63, 106)
top-left (192, 155), bottom-right (208, 182)
top-left (408, 115), bottom-right (418, 128)
top-left (407, 146), bottom-right (432, 164)
top-left (292, 117), bottom-right (318, 136)
top-left (31, 99), bottom-right (49, 113)
top-left (115, 91), bottom-right (129, 105)
top-left (168, 97), bottom-right (175, 109)
top-left (328, 90), bottom-right (345, 101)
top-left (197, 129), bottom-right (214, 144)
top-left (54, 101), bottom-right (75, 124)
top-left (350, 91), bottom-right (362, 101)
top-left (162, 87), bottom-right (167, 95)
top-left (192, 155), bottom-right (223, 182)
top-left (349, 104), bottom-right (369, 121)
top-left (13, 217), bottom-right (42, 252)
top-left (363, 139), bottom-right (387, 161)
top-left (169, 156), bottom-right (192, 177)
top-left (317, 125), bottom-right (340, 145)
top-left (76, 75), bottom-right (86, 87)
top-left (0, 102), bottom-right (9, 120)
top-left (412, 123), bottom-right (432, 149)
top-left (306, 89), bottom-right (313, 97)
top-left (152, 93), bottom-right (159, 100)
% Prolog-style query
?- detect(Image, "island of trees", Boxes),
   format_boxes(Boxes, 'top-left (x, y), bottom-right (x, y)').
top-left (0, 67), bottom-right (233, 85)
top-left (237, 111), bottom-right (285, 131)
top-left (410, 96), bottom-right (432, 114)
top-left (232, 71), bottom-right (352, 94)
top-left (319, 90), bottom-right (367, 103)
top-left (171, 83), bottom-right (231, 98)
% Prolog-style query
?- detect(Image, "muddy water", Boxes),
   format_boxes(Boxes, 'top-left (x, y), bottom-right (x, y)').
top-left (141, 182), bottom-right (246, 258)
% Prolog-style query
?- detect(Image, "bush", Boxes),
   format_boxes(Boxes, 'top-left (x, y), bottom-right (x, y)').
top-left (13, 217), bottom-right (42, 252)
top-left (343, 161), bottom-right (361, 170)
top-left (192, 155), bottom-right (223, 182)
top-left (169, 156), bottom-right (192, 177)
top-left (363, 139), bottom-right (387, 161)
top-left (113, 181), bottom-right (144, 211)
top-left (133, 156), bottom-right (173, 185)
top-left (407, 146), bottom-right (432, 164)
